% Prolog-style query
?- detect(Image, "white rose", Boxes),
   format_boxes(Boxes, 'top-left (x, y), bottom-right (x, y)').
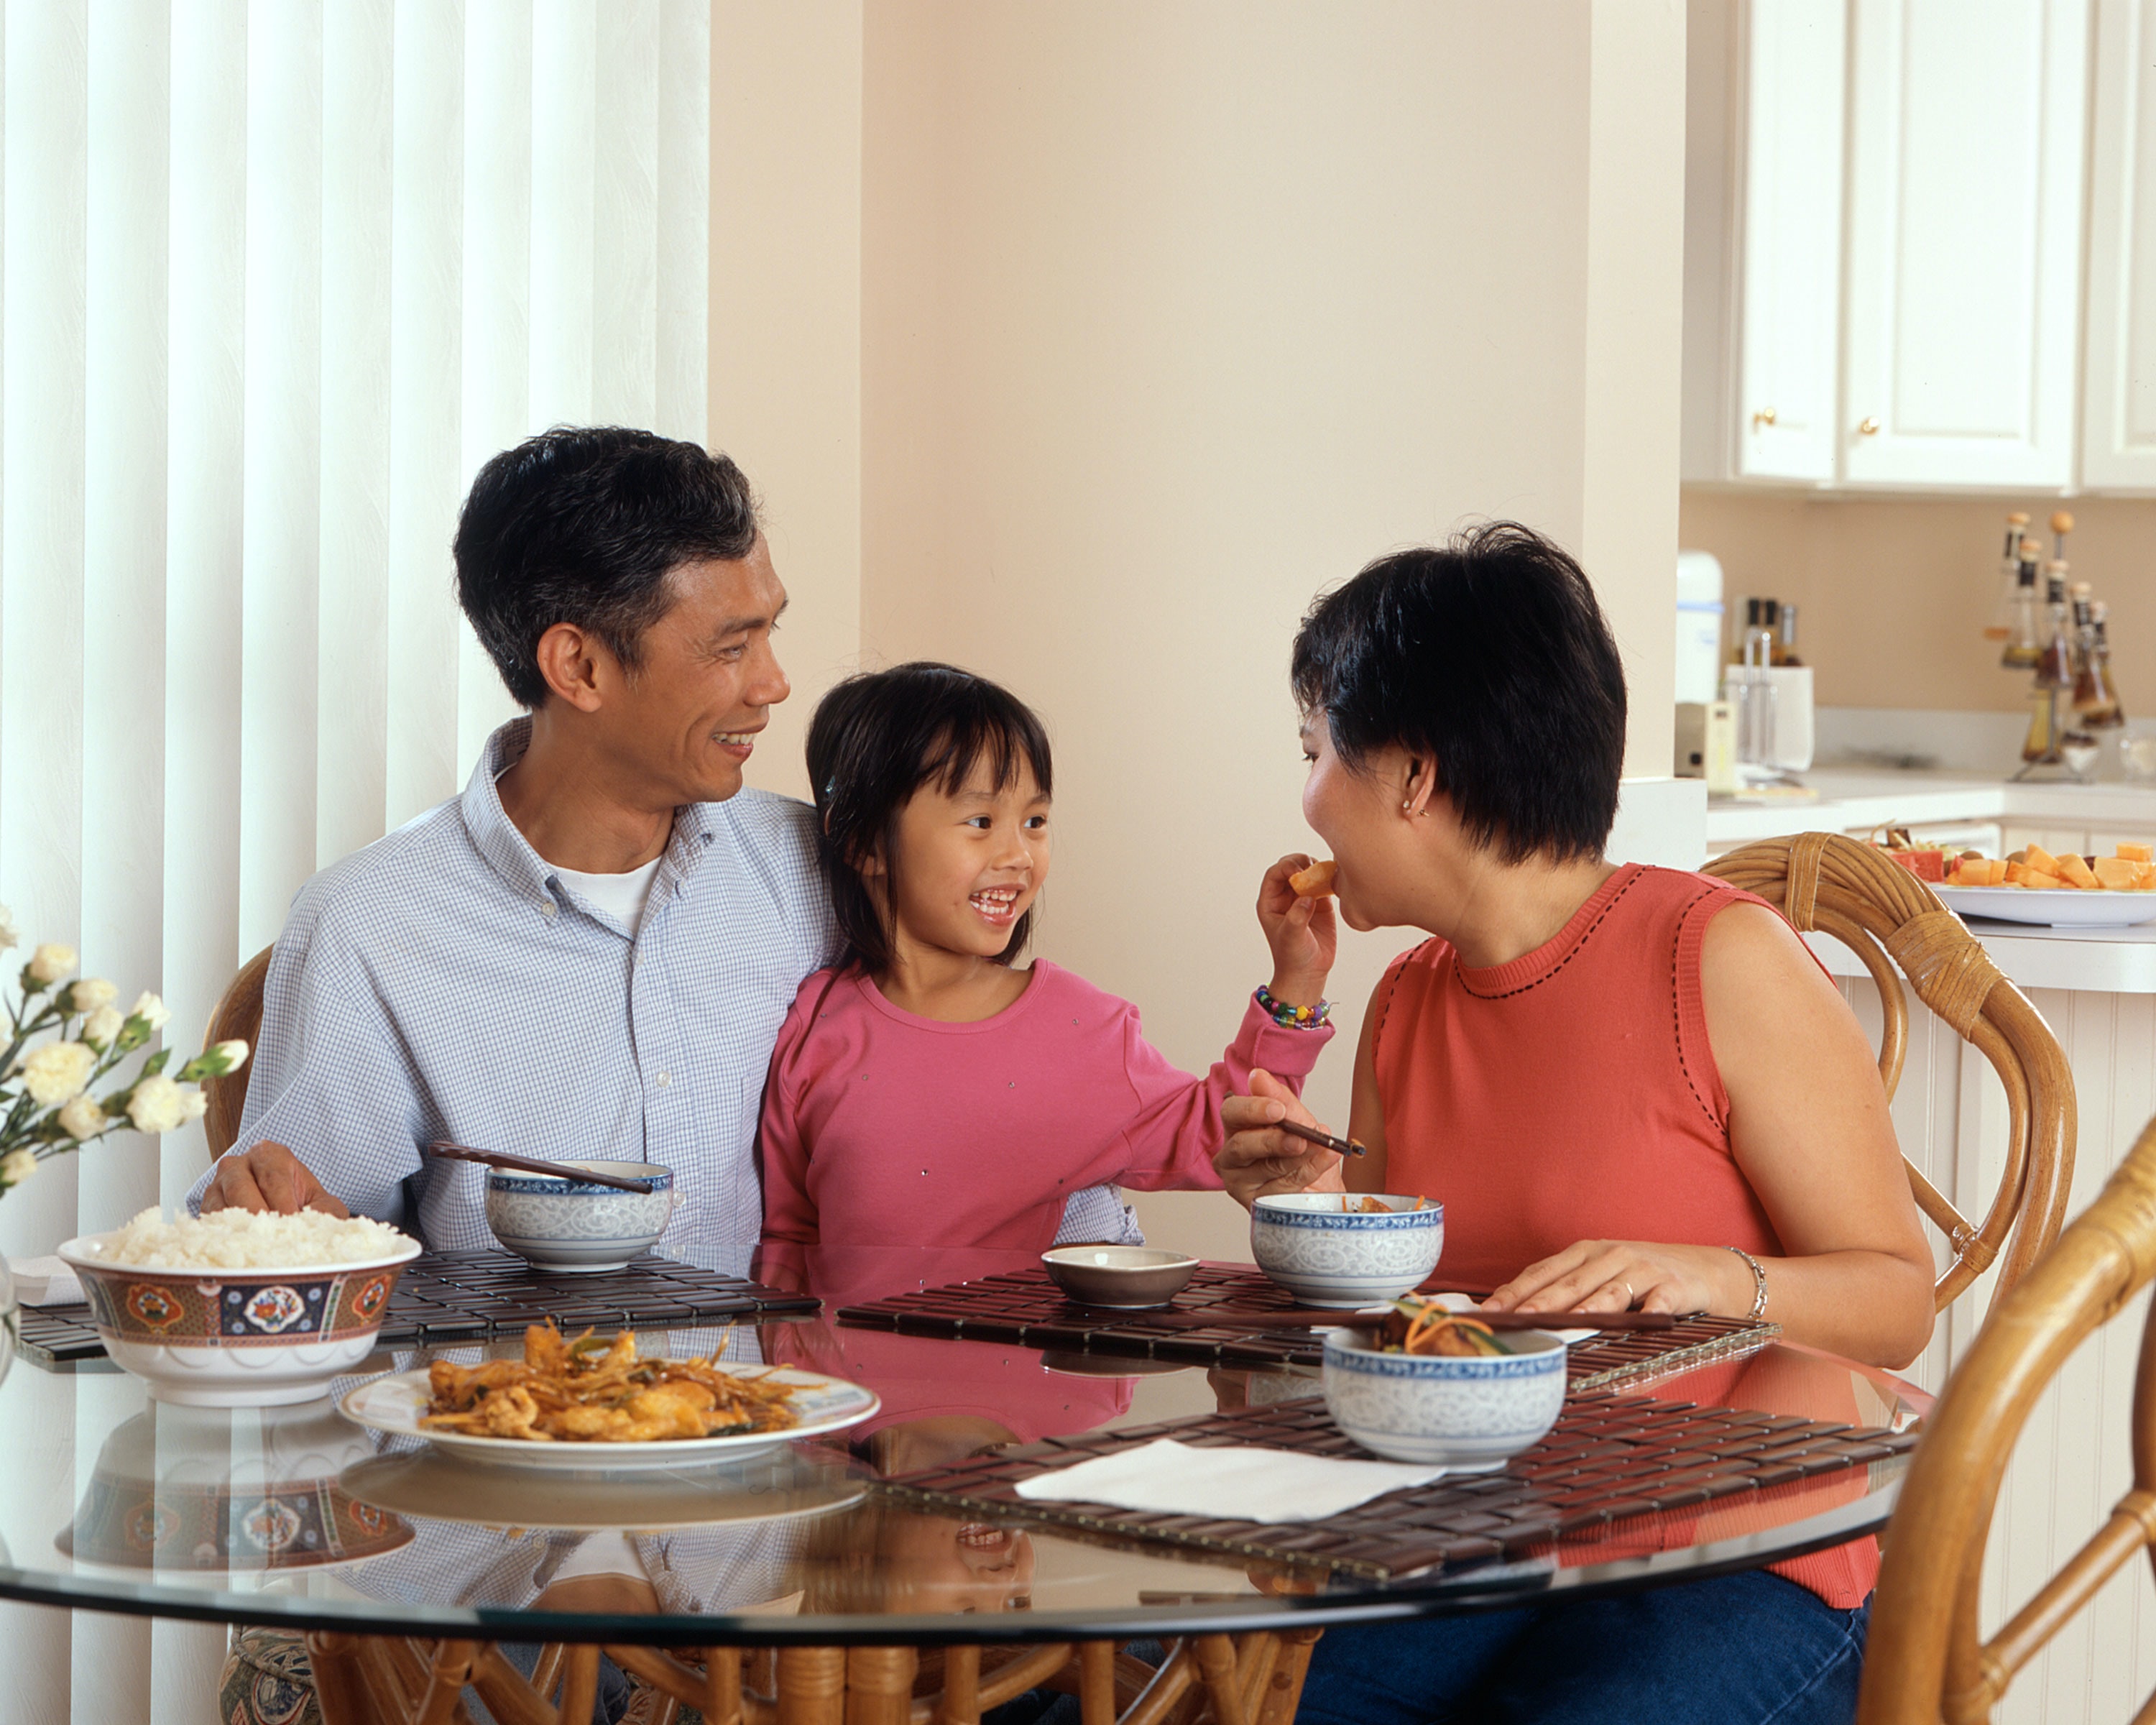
top-left (0, 906), bottom-right (17, 953)
top-left (83, 1005), bottom-right (123, 1048)
top-left (57, 1095), bottom-right (105, 1140)
top-left (69, 978), bottom-right (117, 1014)
top-left (126, 1075), bottom-right (188, 1134)
top-left (213, 1039), bottom-right (250, 1072)
top-left (1, 1149), bottom-right (37, 1186)
top-left (180, 1088), bottom-right (208, 1122)
top-left (27, 944), bottom-right (76, 984)
top-left (128, 992), bottom-right (171, 1031)
top-left (15, 1040), bottom-right (95, 1105)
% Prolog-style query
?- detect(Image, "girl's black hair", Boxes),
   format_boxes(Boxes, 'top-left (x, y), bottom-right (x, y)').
top-left (1291, 521), bottom-right (1627, 864)
top-left (806, 662), bottom-right (1054, 975)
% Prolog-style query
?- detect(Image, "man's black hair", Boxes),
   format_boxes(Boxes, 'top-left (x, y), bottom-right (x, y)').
top-left (1290, 521), bottom-right (1627, 863)
top-left (454, 426), bottom-right (760, 709)
top-left (806, 663), bottom-right (1054, 976)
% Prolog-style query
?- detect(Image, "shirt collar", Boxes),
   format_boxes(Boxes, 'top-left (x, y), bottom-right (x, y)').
top-left (461, 717), bottom-right (722, 914)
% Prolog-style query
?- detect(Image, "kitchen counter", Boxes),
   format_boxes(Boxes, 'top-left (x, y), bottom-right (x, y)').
top-left (1705, 766), bottom-right (2156, 845)
top-left (1807, 919), bottom-right (2156, 995)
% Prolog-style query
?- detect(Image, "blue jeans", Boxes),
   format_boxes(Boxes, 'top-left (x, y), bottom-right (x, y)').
top-left (1295, 1569), bottom-right (1871, 1725)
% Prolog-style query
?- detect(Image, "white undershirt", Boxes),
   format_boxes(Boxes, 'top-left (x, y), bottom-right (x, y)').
top-left (553, 856), bottom-right (664, 929)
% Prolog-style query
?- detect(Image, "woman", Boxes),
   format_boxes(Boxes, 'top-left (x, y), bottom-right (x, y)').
top-left (1214, 523), bottom-right (1932, 1725)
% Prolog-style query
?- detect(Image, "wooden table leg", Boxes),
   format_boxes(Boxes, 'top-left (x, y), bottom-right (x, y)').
top-left (1255, 1627), bottom-right (1323, 1725)
top-left (775, 1644), bottom-right (846, 1725)
top-left (306, 1632), bottom-right (397, 1725)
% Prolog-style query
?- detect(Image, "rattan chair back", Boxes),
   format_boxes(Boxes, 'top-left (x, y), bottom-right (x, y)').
top-left (1858, 1116), bottom-right (2156, 1724)
top-left (1708, 833), bottom-right (2075, 1312)
top-left (201, 944), bottom-right (272, 1161)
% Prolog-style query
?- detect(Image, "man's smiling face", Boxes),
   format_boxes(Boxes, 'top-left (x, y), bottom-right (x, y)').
top-left (594, 534), bottom-right (791, 806)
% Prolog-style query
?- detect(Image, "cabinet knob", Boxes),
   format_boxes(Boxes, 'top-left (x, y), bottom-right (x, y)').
top-left (1751, 407), bottom-right (1777, 429)
top-left (1858, 416), bottom-right (1880, 436)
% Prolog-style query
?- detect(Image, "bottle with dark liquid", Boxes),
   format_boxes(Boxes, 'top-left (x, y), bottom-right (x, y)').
top-left (2001, 538), bottom-right (2043, 669)
top-left (2080, 597), bottom-right (2125, 729)
top-left (1774, 601), bottom-right (1802, 666)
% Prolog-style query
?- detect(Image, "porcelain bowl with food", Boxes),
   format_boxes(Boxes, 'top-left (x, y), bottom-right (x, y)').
top-left (482, 1161), bottom-right (676, 1271)
top-left (1322, 1326), bottom-right (1566, 1468)
top-left (1250, 1192), bottom-right (1443, 1307)
top-left (1041, 1246), bottom-right (1199, 1308)
top-left (59, 1208), bottom-right (423, 1409)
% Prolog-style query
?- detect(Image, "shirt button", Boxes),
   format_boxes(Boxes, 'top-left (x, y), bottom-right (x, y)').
top-left (540, 902), bottom-right (557, 919)
top-left (654, 1072), bottom-right (671, 1087)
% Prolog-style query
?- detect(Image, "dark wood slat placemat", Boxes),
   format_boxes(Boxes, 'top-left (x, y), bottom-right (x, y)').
top-left (877, 1391), bottom-right (1915, 1580)
top-left (16, 1251), bottom-right (821, 1367)
top-left (837, 1264), bottom-right (1779, 1391)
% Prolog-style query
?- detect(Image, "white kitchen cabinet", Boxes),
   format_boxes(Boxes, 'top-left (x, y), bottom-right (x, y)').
top-left (1682, 0), bottom-right (1847, 482)
top-left (1841, 0), bottom-right (2090, 489)
top-left (2082, 0), bottom-right (2156, 490)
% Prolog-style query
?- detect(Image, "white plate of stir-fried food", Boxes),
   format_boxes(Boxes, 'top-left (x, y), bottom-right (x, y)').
top-left (338, 1323), bottom-right (880, 1471)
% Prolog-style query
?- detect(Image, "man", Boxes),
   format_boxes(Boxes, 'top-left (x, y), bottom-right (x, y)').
top-left (194, 426), bottom-right (1133, 1266)
top-left (192, 427), bottom-right (832, 1274)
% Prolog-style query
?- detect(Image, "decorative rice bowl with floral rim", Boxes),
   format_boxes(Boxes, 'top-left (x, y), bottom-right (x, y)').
top-left (59, 1208), bottom-right (423, 1408)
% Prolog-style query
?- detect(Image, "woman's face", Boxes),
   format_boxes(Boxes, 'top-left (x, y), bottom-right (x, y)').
top-left (1299, 712), bottom-right (1416, 933)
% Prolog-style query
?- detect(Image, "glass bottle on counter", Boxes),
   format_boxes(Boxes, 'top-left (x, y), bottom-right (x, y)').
top-left (2081, 598), bottom-right (2126, 729)
top-left (1731, 597), bottom-right (1779, 667)
top-left (1773, 601), bottom-right (1802, 666)
top-left (1985, 510), bottom-right (2032, 644)
top-left (2000, 538), bottom-right (2044, 668)
top-left (2022, 564), bottom-right (2077, 764)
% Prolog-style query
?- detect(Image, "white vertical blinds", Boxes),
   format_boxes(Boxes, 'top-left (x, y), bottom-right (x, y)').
top-left (0, 0), bottom-right (711, 1261)
top-left (0, 4), bottom-right (711, 1716)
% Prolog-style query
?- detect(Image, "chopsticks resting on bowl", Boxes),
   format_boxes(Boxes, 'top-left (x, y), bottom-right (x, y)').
top-left (1084, 1305), bottom-right (1681, 1334)
top-left (425, 1141), bottom-right (656, 1195)
top-left (1273, 1118), bottom-right (1367, 1158)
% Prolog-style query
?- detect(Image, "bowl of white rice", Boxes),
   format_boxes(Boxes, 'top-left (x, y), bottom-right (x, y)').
top-left (58, 1208), bottom-right (422, 1407)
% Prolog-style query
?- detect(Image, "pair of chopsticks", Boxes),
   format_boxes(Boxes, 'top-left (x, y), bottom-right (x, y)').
top-left (425, 1141), bottom-right (656, 1195)
top-left (1274, 1118), bottom-right (1367, 1159)
top-left (1074, 1305), bottom-right (1680, 1334)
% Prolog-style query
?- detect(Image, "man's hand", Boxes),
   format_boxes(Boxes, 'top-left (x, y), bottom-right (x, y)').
top-left (1213, 1069), bottom-right (1346, 1210)
top-left (199, 1141), bottom-right (351, 1218)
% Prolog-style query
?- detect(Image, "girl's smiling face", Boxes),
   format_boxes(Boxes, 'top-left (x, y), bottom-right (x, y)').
top-left (877, 758), bottom-right (1051, 962)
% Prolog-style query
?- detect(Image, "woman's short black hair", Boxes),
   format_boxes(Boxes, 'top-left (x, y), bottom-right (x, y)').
top-left (806, 663), bottom-right (1055, 975)
top-left (1291, 522), bottom-right (1627, 863)
top-left (454, 426), bottom-right (760, 708)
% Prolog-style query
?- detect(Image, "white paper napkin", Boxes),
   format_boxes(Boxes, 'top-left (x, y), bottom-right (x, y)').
top-left (9, 1256), bottom-right (82, 1307)
top-left (1013, 1438), bottom-right (1443, 1524)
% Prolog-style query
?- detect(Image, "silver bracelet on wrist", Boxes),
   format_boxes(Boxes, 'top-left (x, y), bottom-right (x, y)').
top-left (1726, 1245), bottom-right (1769, 1322)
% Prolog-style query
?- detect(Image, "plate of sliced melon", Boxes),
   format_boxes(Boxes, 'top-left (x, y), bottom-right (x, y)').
top-left (1934, 842), bottom-right (2156, 927)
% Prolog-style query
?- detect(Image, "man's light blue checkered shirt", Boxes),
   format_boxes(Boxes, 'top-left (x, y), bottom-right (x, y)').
top-left (188, 718), bottom-right (1138, 1269)
top-left (187, 719), bottom-right (839, 1275)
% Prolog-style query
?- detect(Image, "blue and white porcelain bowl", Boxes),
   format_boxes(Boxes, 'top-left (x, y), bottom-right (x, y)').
top-left (1322, 1328), bottom-right (1567, 1468)
top-left (1250, 1192), bottom-right (1443, 1308)
top-left (482, 1162), bottom-right (675, 1273)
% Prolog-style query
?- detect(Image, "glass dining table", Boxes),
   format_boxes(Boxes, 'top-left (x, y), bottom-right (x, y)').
top-left (0, 1244), bottom-right (1928, 1725)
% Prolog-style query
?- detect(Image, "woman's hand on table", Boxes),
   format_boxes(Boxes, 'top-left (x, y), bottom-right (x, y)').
top-left (1215, 1070), bottom-right (1347, 1208)
top-left (200, 1141), bottom-right (351, 1218)
top-left (1256, 853), bottom-right (1337, 1010)
top-left (1483, 1238), bottom-right (1754, 1318)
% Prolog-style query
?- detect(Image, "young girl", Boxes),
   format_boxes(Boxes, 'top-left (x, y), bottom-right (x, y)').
top-left (756, 661), bottom-right (1335, 1253)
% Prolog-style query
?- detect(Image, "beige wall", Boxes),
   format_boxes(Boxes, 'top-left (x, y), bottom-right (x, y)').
top-left (855, 1), bottom-right (1687, 1259)
top-left (709, 0), bottom-right (865, 800)
top-left (1680, 487), bottom-right (2156, 714)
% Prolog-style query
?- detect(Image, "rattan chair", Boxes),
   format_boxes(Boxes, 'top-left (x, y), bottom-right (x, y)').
top-left (1857, 1113), bottom-right (2156, 1724)
top-left (1707, 833), bottom-right (2075, 1312)
top-left (300, 1629), bottom-right (1319, 1724)
top-left (201, 944), bottom-right (272, 1159)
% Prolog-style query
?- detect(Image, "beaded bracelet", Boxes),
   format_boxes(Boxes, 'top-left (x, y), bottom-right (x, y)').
top-left (1255, 985), bottom-right (1331, 1029)
top-left (1726, 1245), bottom-right (1769, 1321)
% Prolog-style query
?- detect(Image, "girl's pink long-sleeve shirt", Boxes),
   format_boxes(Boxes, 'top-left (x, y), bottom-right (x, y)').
top-left (756, 961), bottom-right (1333, 1253)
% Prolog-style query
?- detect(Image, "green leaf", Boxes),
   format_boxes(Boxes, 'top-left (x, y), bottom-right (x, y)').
top-left (140, 1048), bottom-right (172, 1078)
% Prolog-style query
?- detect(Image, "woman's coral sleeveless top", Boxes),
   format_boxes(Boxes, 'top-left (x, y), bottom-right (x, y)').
top-left (1371, 861), bottom-right (1876, 1607)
